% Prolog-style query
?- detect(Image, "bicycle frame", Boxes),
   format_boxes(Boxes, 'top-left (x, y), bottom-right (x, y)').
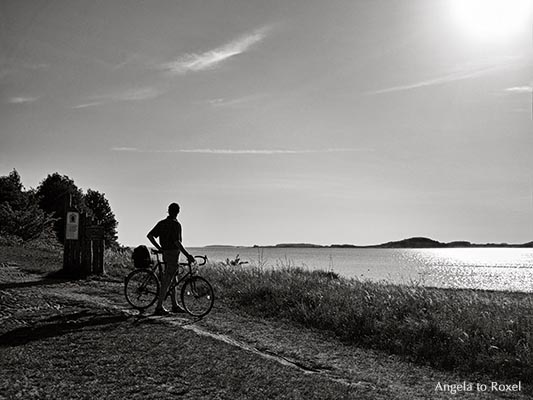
top-left (151, 250), bottom-right (207, 299)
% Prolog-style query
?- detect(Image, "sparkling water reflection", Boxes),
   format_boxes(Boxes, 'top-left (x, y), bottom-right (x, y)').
top-left (401, 249), bottom-right (533, 292)
top-left (190, 247), bottom-right (533, 293)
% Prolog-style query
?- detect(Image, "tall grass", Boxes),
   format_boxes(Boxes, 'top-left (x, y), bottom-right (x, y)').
top-left (103, 248), bottom-right (532, 382)
top-left (200, 261), bottom-right (533, 383)
top-left (104, 246), bottom-right (133, 279)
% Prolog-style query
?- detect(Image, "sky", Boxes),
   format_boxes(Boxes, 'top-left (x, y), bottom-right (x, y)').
top-left (1, 0), bottom-right (532, 247)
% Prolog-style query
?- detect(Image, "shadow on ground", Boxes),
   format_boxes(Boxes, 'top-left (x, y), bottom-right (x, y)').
top-left (0, 277), bottom-right (74, 290)
top-left (0, 310), bottom-right (130, 347)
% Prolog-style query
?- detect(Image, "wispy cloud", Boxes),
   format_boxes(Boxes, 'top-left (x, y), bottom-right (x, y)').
top-left (505, 86), bottom-right (532, 94)
top-left (161, 27), bottom-right (270, 74)
top-left (72, 101), bottom-right (108, 109)
top-left (113, 87), bottom-right (162, 101)
top-left (111, 147), bottom-right (372, 154)
top-left (111, 147), bottom-right (139, 152)
top-left (205, 93), bottom-right (269, 108)
top-left (7, 96), bottom-right (39, 104)
top-left (366, 63), bottom-right (513, 95)
top-left (73, 86), bottom-right (163, 109)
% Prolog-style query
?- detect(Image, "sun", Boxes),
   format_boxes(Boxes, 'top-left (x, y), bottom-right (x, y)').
top-left (450, 0), bottom-right (531, 41)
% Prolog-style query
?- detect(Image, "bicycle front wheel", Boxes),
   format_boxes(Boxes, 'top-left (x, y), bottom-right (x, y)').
top-left (124, 269), bottom-right (160, 310)
top-left (181, 276), bottom-right (214, 317)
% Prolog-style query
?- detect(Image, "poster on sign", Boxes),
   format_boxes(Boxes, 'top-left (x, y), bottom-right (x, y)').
top-left (65, 211), bottom-right (79, 240)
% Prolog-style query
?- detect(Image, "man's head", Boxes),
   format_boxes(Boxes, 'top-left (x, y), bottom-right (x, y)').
top-left (168, 202), bottom-right (180, 218)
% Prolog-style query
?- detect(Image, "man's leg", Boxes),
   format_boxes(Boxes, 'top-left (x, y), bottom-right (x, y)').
top-left (155, 250), bottom-right (179, 311)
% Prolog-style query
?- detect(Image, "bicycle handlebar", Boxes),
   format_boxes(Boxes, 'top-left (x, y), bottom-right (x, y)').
top-left (191, 255), bottom-right (207, 266)
top-left (150, 249), bottom-right (207, 266)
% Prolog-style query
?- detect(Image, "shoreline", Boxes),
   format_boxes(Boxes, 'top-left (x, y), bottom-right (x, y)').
top-left (197, 236), bottom-right (533, 249)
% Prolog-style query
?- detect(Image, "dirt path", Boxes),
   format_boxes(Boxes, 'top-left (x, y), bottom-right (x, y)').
top-left (0, 262), bottom-right (528, 399)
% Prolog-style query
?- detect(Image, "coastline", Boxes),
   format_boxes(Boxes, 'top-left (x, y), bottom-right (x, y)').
top-left (252, 236), bottom-right (533, 249)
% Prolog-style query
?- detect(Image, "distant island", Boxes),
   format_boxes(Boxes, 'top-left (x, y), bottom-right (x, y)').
top-left (252, 237), bottom-right (533, 249)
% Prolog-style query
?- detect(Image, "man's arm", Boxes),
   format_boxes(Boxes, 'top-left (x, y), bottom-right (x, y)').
top-left (177, 240), bottom-right (194, 261)
top-left (147, 233), bottom-right (162, 251)
top-left (147, 224), bottom-right (162, 251)
top-left (175, 223), bottom-right (195, 263)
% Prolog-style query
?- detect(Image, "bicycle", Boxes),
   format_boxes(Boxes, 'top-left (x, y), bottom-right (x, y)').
top-left (124, 250), bottom-right (214, 318)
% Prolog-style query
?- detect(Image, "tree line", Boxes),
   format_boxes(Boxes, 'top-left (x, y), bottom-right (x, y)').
top-left (0, 169), bottom-right (119, 247)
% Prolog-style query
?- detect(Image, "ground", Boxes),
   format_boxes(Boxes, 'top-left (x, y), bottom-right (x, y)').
top-left (0, 249), bottom-right (529, 399)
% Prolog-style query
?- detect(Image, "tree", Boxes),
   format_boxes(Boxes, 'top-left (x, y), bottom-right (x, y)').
top-left (84, 189), bottom-right (118, 247)
top-left (0, 169), bottom-right (24, 207)
top-left (36, 173), bottom-right (85, 242)
top-left (0, 170), bottom-right (55, 241)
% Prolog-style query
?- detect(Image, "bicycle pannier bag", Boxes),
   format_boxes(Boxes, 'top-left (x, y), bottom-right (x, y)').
top-left (132, 245), bottom-right (152, 269)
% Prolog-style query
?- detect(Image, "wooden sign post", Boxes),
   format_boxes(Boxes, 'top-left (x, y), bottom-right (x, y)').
top-left (85, 224), bottom-right (105, 275)
top-left (63, 211), bottom-right (105, 277)
top-left (63, 208), bottom-right (81, 275)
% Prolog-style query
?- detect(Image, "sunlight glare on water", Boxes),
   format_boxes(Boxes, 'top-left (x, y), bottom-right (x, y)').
top-left (403, 249), bottom-right (533, 292)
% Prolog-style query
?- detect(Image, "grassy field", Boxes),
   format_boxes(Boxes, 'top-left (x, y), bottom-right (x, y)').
top-left (5, 242), bottom-right (533, 387)
top-left (199, 262), bottom-right (533, 384)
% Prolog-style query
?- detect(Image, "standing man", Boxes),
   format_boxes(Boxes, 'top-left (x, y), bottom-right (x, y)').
top-left (147, 202), bottom-right (195, 315)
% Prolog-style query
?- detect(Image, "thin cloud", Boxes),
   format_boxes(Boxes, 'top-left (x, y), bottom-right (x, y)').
top-left (73, 86), bottom-right (163, 109)
top-left (505, 86), bottom-right (532, 93)
top-left (161, 27), bottom-right (270, 74)
top-left (366, 64), bottom-right (509, 95)
top-left (7, 96), bottom-right (39, 104)
top-left (111, 147), bottom-right (372, 154)
top-left (174, 148), bottom-right (368, 154)
top-left (113, 87), bottom-right (162, 101)
top-left (72, 101), bottom-right (107, 109)
top-left (205, 93), bottom-right (270, 108)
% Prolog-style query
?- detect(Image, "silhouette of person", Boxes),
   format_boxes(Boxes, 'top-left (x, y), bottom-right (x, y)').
top-left (147, 202), bottom-right (195, 315)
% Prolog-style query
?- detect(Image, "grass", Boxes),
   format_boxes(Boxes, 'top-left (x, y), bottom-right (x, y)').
top-left (197, 261), bottom-right (533, 384)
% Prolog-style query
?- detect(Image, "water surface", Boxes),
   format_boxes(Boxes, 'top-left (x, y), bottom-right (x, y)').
top-left (189, 247), bottom-right (533, 293)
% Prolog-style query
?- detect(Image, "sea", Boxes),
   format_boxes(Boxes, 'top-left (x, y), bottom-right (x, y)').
top-left (188, 247), bottom-right (533, 293)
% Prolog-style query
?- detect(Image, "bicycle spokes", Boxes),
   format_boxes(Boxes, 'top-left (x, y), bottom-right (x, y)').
top-left (124, 269), bottom-right (160, 310)
top-left (181, 276), bottom-right (214, 317)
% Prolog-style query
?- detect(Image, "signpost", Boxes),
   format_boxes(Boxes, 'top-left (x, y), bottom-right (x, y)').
top-left (63, 210), bottom-right (105, 277)
top-left (65, 211), bottom-right (79, 240)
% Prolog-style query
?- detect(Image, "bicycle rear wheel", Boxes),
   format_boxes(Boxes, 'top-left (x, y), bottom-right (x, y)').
top-left (180, 276), bottom-right (214, 317)
top-left (124, 269), bottom-right (160, 310)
